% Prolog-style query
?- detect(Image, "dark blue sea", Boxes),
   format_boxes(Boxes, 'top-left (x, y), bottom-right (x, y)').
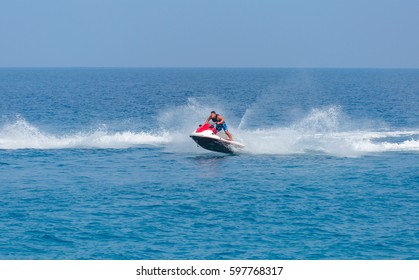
top-left (0, 68), bottom-right (418, 259)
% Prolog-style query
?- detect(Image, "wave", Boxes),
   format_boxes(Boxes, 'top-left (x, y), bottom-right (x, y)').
top-left (0, 117), bottom-right (170, 149)
top-left (238, 128), bottom-right (419, 156)
top-left (237, 106), bottom-right (419, 156)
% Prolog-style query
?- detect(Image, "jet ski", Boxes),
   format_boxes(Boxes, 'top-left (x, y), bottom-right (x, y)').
top-left (190, 123), bottom-right (245, 154)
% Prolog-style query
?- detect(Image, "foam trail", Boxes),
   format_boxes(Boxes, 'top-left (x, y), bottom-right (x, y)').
top-left (354, 130), bottom-right (419, 152)
top-left (0, 118), bottom-right (169, 149)
top-left (235, 106), bottom-right (419, 156)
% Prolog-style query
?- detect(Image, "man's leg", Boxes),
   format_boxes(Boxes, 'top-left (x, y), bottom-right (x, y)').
top-left (222, 123), bottom-right (233, 140)
top-left (225, 130), bottom-right (233, 140)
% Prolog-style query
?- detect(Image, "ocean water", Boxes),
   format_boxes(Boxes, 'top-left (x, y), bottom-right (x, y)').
top-left (0, 68), bottom-right (418, 259)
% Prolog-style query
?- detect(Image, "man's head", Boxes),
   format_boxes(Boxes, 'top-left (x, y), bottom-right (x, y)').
top-left (210, 111), bottom-right (216, 118)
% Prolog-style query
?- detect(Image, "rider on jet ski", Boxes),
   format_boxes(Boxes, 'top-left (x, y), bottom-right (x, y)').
top-left (205, 111), bottom-right (233, 140)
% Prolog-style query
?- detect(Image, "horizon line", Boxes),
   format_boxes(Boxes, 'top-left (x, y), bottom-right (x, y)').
top-left (1, 66), bottom-right (419, 70)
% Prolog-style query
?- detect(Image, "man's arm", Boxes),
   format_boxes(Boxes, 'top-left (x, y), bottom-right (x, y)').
top-left (205, 115), bottom-right (211, 124)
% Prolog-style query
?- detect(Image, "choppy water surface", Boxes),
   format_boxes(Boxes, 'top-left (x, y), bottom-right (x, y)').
top-left (0, 68), bottom-right (418, 259)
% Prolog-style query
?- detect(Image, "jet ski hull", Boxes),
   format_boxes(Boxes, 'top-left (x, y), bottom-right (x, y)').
top-left (190, 133), bottom-right (245, 154)
top-left (191, 135), bottom-right (230, 154)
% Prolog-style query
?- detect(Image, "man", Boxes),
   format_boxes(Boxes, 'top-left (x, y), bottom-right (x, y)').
top-left (205, 111), bottom-right (233, 140)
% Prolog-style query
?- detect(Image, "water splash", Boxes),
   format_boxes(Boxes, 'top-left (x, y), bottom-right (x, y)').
top-left (1, 107), bottom-right (418, 155)
top-left (237, 106), bottom-right (419, 156)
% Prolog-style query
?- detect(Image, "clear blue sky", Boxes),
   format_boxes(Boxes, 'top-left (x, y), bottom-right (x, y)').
top-left (1, 0), bottom-right (418, 67)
